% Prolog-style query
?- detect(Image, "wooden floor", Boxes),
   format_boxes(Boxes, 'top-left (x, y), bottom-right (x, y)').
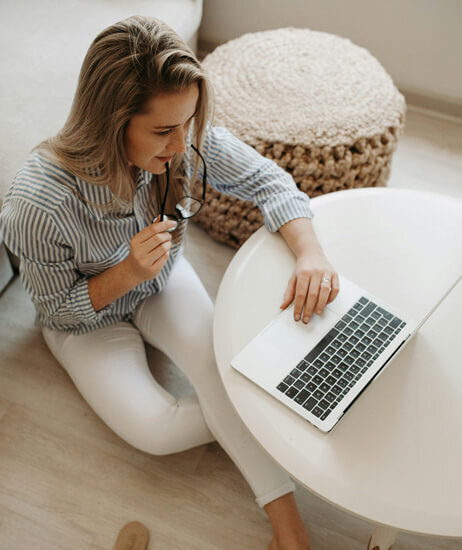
top-left (1, 109), bottom-right (461, 549)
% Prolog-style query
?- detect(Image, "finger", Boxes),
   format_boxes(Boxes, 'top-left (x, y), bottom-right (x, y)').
top-left (281, 274), bottom-right (297, 309)
top-left (293, 273), bottom-right (310, 321)
top-left (314, 273), bottom-right (333, 314)
top-left (327, 273), bottom-right (340, 303)
top-left (302, 273), bottom-right (322, 322)
top-left (139, 220), bottom-right (177, 242)
top-left (137, 231), bottom-right (172, 255)
top-left (146, 240), bottom-right (172, 265)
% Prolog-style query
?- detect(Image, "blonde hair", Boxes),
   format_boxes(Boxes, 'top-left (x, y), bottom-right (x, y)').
top-left (37, 15), bottom-right (214, 236)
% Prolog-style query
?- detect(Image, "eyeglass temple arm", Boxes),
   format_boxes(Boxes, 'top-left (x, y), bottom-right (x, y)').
top-left (191, 144), bottom-right (207, 201)
top-left (159, 162), bottom-right (170, 221)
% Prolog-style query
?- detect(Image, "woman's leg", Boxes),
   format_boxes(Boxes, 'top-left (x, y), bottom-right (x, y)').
top-left (42, 322), bottom-right (215, 455)
top-left (133, 256), bottom-right (296, 508)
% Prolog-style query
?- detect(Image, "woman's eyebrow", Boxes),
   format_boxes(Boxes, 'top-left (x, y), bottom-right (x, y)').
top-left (153, 112), bottom-right (196, 129)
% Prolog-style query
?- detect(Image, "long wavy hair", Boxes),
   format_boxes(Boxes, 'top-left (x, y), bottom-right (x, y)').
top-left (37, 15), bottom-right (214, 242)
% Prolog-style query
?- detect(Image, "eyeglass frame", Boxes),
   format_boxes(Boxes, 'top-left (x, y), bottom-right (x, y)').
top-left (155, 144), bottom-right (207, 232)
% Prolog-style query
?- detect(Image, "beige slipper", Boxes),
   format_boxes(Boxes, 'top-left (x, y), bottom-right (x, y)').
top-left (114, 521), bottom-right (149, 550)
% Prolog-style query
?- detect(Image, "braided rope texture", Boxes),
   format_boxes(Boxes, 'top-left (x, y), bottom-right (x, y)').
top-left (194, 28), bottom-right (406, 248)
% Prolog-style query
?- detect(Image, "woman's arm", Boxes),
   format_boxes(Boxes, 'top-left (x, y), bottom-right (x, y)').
top-left (196, 126), bottom-right (340, 323)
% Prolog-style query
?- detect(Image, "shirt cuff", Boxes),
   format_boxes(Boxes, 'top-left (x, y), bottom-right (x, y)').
top-left (67, 278), bottom-right (113, 325)
top-left (262, 192), bottom-right (314, 233)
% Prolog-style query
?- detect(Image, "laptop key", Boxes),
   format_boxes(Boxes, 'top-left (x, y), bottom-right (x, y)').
top-left (320, 410), bottom-right (331, 420)
top-left (377, 307), bottom-right (393, 320)
top-left (325, 392), bottom-right (335, 402)
top-left (307, 382), bottom-right (317, 392)
top-left (319, 399), bottom-right (330, 409)
top-left (302, 397), bottom-right (317, 411)
top-left (285, 386), bottom-right (299, 398)
top-left (307, 365), bottom-right (317, 375)
top-left (314, 359), bottom-right (324, 368)
top-left (296, 360), bottom-right (308, 371)
top-left (359, 296), bottom-right (369, 305)
top-left (335, 321), bottom-right (347, 330)
top-left (312, 375), bottom-right (323, 385)
top-left (294, 380), bottom-right (305, 390)
top-left (319, 368), bottom-right (329, 378)
top-left (361, 302), bottom-right (377, 317)
top-left (390, 317), bottom-right (402, 328)
top-left (331, 385), bottom-right (341, 395)
top-left (294, 389), bottom-right (310, 404)
top-left (284, 375), bottom-right (295, 385)
top-left (311, 406), bottom-right (324, 417)
top-left (332, 368), bottom-right (343, 378)
top-left (313, 389), bottom-right (324, 400)
top-left (326, 375), bottom-right (336, 385)
top-left (290, 368), bottom-right (302, 377)
top-left (300, 373), bottom-right (311, 383)
top-left (320, 383), bottom-right (330, 393)
top-left (277, 382), bottom-right (289, 393)
top-left (337, 378), bottom-right (347, 388)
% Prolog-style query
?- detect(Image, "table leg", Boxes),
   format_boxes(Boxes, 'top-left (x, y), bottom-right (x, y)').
top-left (367, 526), bottom-right (398, 550)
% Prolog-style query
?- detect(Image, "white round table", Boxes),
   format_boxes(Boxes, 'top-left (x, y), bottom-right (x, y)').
top-left (213, 188), bottom-right (462, 549)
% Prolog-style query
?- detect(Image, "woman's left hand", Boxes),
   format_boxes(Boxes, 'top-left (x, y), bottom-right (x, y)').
top-left (280, 249), bottom-right (340, 323)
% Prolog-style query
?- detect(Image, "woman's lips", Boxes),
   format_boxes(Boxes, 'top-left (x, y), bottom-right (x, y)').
top-left (156, 155), bottom-right (173, 162)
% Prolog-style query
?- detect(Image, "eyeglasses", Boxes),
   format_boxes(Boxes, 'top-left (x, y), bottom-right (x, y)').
top-left (155, 144), bottom-right (207, 233)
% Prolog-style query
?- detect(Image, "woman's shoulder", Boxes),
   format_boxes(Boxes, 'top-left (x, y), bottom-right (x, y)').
top-left (6, 147), bottom-right (78, 214)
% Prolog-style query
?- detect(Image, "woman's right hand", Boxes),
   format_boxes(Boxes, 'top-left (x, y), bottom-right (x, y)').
top-left (124, 219), bottom-right (177, 285)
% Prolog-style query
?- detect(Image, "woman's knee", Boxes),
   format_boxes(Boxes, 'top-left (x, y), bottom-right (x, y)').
top-left (109, 400), bottom-right (188, 456)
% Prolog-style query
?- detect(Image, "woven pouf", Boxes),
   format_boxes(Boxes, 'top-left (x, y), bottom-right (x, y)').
top-left (193, 27), bottom-right (406, 248)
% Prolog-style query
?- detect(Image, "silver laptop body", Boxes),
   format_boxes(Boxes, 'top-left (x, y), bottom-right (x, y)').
top-left (231, 274), bottom-right (454, 433)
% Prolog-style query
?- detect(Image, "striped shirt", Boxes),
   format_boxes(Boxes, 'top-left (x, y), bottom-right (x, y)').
top-left (0, 126), bottom-right (313, 334)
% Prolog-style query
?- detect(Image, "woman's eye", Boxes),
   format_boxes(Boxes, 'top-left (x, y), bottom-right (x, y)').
top-left (156, 129), bottom-right (172, 136)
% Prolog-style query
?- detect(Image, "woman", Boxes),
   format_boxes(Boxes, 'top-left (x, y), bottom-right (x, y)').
top-left (0, 16), bottom-right (340, 549)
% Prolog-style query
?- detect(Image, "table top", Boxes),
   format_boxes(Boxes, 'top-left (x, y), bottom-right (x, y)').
top-left (213, 187), bottom-right (462, 537)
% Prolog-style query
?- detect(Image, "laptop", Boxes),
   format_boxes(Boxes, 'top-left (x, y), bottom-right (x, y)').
top-left (231, 273), bottom-right (458, 433)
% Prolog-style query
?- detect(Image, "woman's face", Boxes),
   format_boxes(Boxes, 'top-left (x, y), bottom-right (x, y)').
top-left (124, 83), bottom-right (199, 175)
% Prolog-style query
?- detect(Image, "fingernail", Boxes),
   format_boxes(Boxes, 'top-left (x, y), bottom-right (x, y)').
top-left (303, 316), bottom-right (310, 323)
top-left (295, 314), bottom-right (300, 321)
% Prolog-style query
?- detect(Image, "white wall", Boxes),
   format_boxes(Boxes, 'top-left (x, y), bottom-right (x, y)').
top-left (199, 0), bottom-right (462, 104)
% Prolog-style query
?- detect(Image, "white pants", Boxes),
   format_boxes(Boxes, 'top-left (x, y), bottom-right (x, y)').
top-left (42, 256), bottom-right (295, 508)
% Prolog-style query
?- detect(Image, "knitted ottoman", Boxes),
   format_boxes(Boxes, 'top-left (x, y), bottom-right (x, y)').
top-left (194, 28), bottom-right (406, 248)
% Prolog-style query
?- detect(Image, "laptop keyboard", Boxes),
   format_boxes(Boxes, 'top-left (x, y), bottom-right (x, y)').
top-left (276, 297), bottom-right (407, 421)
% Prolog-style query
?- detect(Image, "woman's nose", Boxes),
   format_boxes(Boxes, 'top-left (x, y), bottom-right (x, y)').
top-left (168, 128), bottom-right (187, 154)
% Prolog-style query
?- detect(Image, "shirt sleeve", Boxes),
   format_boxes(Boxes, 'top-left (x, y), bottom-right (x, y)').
top-left (195, 125), bottom-right (314, 232)
top-left (0, 196), bottom-right (111, 329)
